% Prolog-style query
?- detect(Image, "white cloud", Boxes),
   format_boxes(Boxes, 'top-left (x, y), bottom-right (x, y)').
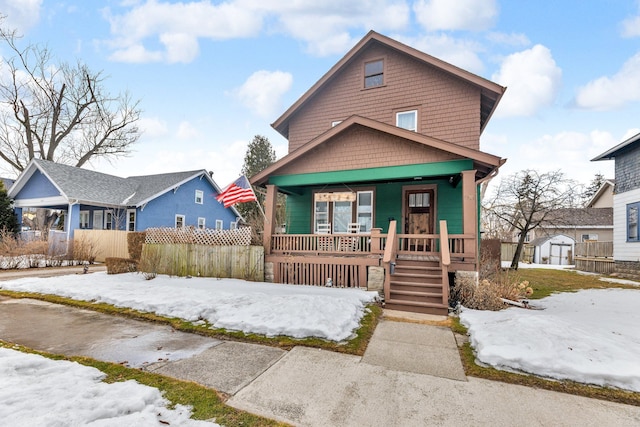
top-left (102, 0), bottom-right (412, 62)
top-left (0, 0), bottom-right (42, 33)
top-left (574, 52), bottom-right (640, 110)
top-left (400, 34), bottom-right (485, 74)
top-left (413, 0), bottom-right (498, 32)
top-left (486, 32), bottom-right (530, 47)
top-left (138, 117), bottom-right (168, 138)
top-left (176, 121), bottom-right (200, 140)
top-left (621, 14), bottom-right (640, 37)
top-left (233, 70), bottom-right (293, 118)
top-left (492, 44), bottom-right (562, 117)
top-left (102, 0), bottom-right (262, 63)
top-left (490, 130), bottom-right (616, 185)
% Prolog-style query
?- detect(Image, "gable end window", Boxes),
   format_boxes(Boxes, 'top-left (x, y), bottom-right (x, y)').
top-left (364, 59), bottom-right (384, 88)
top-left (627, 203), bottom-right (639, 242)
top-left (195, 190), bottom-right (204, 204)
top-left (396, 110), bottom-right (417, 132)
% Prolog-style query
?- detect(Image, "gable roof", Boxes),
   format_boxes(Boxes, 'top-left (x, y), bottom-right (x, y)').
top-left (592, 131), bottom-right (640, 161)
top-left (9, 159), bottom-right (238, 215)
top-left (272, 30), bottom-right (506, 139)
top-left (586, 179), bottom-right (614, 208)
top-left (543, 207), bottom-right (613, 227)
top-left (251, 115), bottom-right (505, 186)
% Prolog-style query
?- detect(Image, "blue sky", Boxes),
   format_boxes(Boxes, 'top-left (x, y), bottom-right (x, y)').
top-left (1, 0), bottom-right (640, 191)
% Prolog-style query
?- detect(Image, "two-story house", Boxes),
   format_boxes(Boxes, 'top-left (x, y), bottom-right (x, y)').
top-left (251, 31), bottom-right (506, 314)
top-left (593, 132), bottom-right (640, 279)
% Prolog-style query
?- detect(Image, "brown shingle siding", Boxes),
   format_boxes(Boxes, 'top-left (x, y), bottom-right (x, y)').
top-left (278, 125), bottom-right (461, 176)
top-left (287, 43), bottom-right (481, 153)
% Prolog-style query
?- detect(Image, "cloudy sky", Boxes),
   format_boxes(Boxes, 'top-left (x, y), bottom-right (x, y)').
top-left (1, 0), bottom-right (639, 189)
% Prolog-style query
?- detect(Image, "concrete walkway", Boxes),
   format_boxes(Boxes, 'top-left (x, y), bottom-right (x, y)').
top-left (1, 287), bottom-right (639, 425)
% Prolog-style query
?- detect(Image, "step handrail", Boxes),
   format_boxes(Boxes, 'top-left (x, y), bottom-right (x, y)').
top-left (439, 220), bottom-right (450, 306)
top-left (382, 220), bottom-right (397, 302)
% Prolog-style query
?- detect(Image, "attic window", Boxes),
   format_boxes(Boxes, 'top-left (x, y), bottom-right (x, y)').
top-left (364, 59), bottom-right (384, 88)
top-left (396, 110), bottom-right (417, 131)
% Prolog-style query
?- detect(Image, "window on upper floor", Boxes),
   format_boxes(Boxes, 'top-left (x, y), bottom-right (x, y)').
top-left (176, 214), bottom-right (185, 229)
top-left (397, 110), bottom-right (417, 132)
top-left (364, 59), bottom-right (384, 88)
top-left (627, 203), bottom-right (639, 242)
top-left (195, 190), bottom-right (203, 204)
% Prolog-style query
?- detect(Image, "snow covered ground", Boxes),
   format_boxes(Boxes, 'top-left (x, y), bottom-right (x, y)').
top-left (0, 347), bottom-right (217, 426)
top-left (461, 288), bottom-right (640, 392)
top-left (0, 271), bottom-right (379, 342)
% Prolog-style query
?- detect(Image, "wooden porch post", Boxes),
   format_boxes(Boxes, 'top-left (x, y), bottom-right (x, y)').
top-left (461, 170), bottom-right (478, 265)
top-left (263, 184), bottom-right (277, 255)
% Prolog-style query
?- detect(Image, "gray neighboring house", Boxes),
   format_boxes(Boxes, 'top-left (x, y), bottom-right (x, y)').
top-left (593, 131), bottom-right (640, 279)
top-left (8, 159), bottom-right (241, 242)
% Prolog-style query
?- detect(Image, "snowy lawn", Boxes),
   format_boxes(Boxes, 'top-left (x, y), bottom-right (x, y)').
top-left (460, 288), bottom-right (640, 392)
top-left (0, 272), bottom-right (379, 342)
top-left (0, 347), bottom-right (217, 426)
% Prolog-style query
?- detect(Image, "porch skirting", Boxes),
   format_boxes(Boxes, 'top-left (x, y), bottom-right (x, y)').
top-left (266, 254), bottom-right (381, 289)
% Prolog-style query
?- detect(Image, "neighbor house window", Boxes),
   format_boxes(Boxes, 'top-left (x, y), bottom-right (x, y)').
top-left (627, 203), bottom-right (639, 241)
top-left (198, 217), bottom-right (206, 229)
top-left (230, 221), bottom-right (237, 229)
top-left (195, 190), bottom-right (203, 204)
top-left (175, 214), bottom-right (185, 228)
top-left (104, 210), bottom-right (113, 230)
top-left (127, 209), bottom-right (136, 232)
top-left (364, 59), bottom-right (384, 88)
top-left (582, 234), bottom-right (599, 242)
top-left (396, 110), bottom-right (417, 132)
top-left (79, 211), bottom-right (89, 229)
top-left (215, 219), bottom-right (223, 230)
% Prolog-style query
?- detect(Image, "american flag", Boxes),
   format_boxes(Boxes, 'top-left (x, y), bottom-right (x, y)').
top-left (216, 175), bottom-right (257, 208)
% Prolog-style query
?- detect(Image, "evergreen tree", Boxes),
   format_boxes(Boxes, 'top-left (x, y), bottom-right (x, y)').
top-left (0, 181), bottom-right (19, 233)
top-left (582, 173), bottom-right (606, 205)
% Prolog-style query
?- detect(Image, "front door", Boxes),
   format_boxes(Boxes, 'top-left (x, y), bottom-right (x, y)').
top-left (404, 188), bottom-right (435, 250)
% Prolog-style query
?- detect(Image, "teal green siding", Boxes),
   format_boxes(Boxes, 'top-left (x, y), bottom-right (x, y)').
top-left (285, 178), bottom-right (465, 235)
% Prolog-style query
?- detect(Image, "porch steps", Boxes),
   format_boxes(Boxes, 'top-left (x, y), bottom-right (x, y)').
top-left (386, 259), bottom-right (449, 316)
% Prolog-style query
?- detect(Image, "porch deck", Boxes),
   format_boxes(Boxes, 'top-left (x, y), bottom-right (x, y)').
top-left (265, 222), bottom-right (477, 314)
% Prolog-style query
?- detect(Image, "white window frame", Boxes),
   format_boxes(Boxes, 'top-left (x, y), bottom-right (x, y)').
top-left (79, 211), bottom-right (90, 229)
top-left (175, 214), bottom-right (185, 229)
top-left (314, 190), bottom-right (374, 234)
top-left (215, 219), bottom-right (223, 230)
top-left (127, 209), bottom-right (136, 232)
top-left (198, 217), bottom-right (206, 229)
top-left (195, 189), bottom-right (204, 204)
top-left (356, 191), bottom-right (373, 233)
top-left (93, 211), bottom-right (103, 230)
top-left (396, 110), bottom-right (417, 132)
top-left (230, 221), bottom-right (237, 229)
top-left (104, 210), bottom-right (113, 230)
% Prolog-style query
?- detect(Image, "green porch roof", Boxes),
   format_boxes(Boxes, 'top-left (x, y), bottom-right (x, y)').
top-left (268, 159), bottom-right (473, 188)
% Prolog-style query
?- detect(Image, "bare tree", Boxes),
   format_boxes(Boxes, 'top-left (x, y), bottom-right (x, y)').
top-left (0, 24), bottom-right (141, 174)
top-left (483, 169), bottom-right (576, 269)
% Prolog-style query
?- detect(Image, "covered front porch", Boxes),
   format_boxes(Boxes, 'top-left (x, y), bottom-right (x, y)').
top-left (257, 167), bottom-right (482, 314)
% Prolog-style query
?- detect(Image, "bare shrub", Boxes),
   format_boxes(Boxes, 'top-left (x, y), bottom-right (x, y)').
top-left (453, 270), bottom-right (533, 311)
top-left (138, 245), bottom-right (164, 280)
top-left (72, 236), bottom-right (98, 264)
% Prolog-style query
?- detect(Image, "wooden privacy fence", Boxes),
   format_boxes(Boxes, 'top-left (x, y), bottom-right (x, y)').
top-left (74, 229), bottom-right (129, 262)
top-left (142, 244), bottom-right (264, 281)
top-left (574, 241), bottom-right (614, 274)
top-left (501, 243), bottom-right (534, 263)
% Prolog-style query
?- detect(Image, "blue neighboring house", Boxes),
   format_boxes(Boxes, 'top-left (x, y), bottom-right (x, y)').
top-left (8, 159), bottom-right (241, 240)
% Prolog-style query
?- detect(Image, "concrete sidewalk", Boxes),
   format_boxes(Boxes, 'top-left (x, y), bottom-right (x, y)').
top-left (1, 291), bottom-right (640, 426)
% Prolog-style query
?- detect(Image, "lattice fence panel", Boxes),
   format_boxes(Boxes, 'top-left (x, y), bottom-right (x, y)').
top-left (145, 226), bottom-right (252, 246)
